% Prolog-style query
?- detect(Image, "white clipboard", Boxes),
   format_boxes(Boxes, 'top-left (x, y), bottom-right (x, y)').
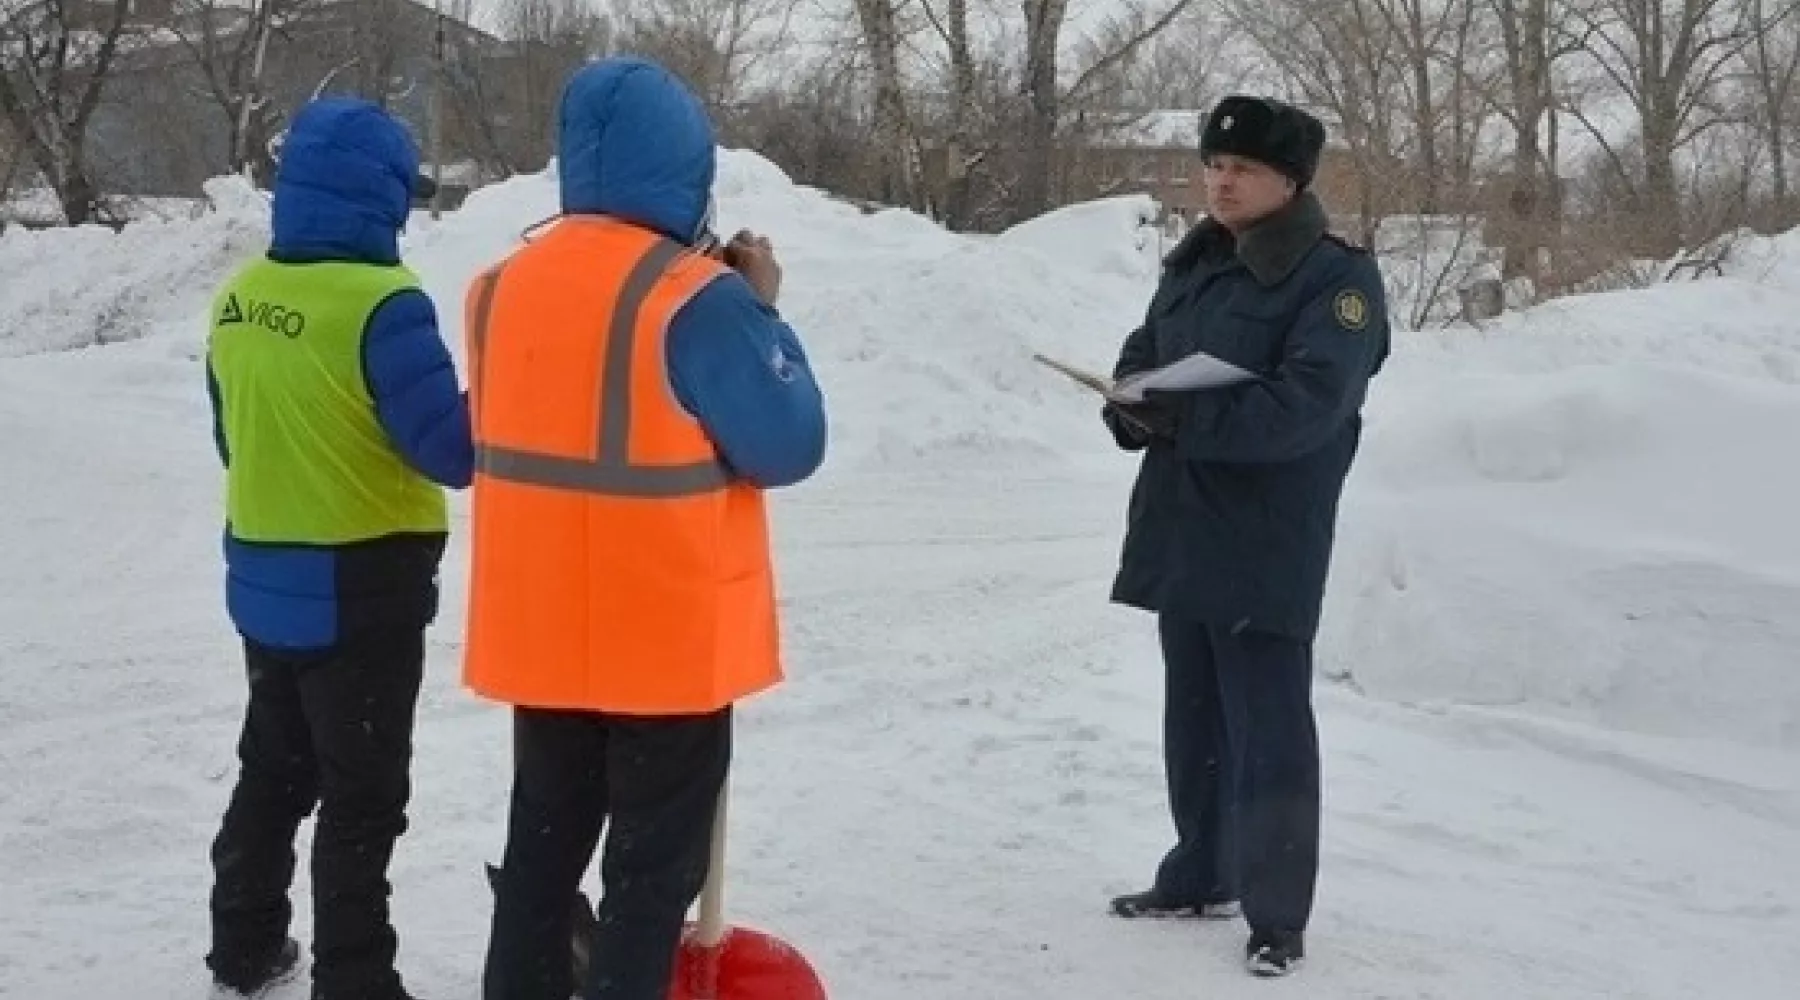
top-left (1032, 350), bottom-right (1256, 404)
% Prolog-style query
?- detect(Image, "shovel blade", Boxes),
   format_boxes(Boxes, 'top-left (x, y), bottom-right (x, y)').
top-left (669, 924), bottom-right (827, 1000)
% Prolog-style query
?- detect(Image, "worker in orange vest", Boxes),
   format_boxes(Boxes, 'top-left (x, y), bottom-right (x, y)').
top-left (462, 55), bottom-right (827, 1000)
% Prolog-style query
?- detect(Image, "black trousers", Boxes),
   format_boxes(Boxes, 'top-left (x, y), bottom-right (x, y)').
top-left (482, 706), bottom-right (732, 1000)
top-left (1153, 615), bottom-right (1321, 936)
top-left (206, 629), bottom-right (424, 999)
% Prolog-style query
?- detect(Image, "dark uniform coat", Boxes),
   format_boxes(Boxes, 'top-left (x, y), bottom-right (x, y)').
top-left (1106, 191), bottom-right (1390, 641)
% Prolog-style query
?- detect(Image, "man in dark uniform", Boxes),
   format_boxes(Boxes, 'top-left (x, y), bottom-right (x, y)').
top-left (1101, 95), bottom-right (1390, 978)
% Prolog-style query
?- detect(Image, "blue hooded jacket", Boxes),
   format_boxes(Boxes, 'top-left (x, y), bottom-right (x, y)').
top-left (206, 97), bottom-right (474, 649)
top-left (556, 57), bottom-right (827, 487)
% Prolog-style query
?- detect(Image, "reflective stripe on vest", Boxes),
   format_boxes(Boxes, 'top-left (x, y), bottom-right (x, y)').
top-left (466, 239), bottom-right (728, 498)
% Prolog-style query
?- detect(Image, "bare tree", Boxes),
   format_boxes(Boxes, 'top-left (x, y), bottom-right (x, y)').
top-left (437, 0), bottom-right (517, 176)
top-left (1481, 0), bottom-right (1590, 283)
top-left (356, 0), bottom-right (419, 108)
top-left (611, 0), bottom-right (798, 116)
top-left (1563, 0), bottom-right (1763, 256)
top-left (1222, 0), bottom-right (1408, 246)
top-left (450, 0), bottom-right (609, 174)
top-left (1366, 0), bottom-right (1486, 215)
top-left (1745, 0), bottom-right (1800, 220)
top-left (1679, 119), bottom-right (1759, 235)
top-left (0, 115), bottom-right (28, 211)
top-left (1015, 0), bottom-right (1069, 219)
top-left (1110, 2), bottom-right (1243, 110)
top-left (0, 0), bottom-right (138, 224)
top-left (851, 0), bottom-right (927, 212)
top-left (1013, 0), bottom-right (1195, 221)
top-left (166, 0), bottom-right (322, 182)
top-left (913, 0), bottom-right (978, 222)
top-left (730, 48), bottom-right (871, 199)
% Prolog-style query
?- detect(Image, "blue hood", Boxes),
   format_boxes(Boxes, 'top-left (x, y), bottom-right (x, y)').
top-left (557, 57), bottom-right (715, 242)
top-left (270, 97), bottom-right (424, 264)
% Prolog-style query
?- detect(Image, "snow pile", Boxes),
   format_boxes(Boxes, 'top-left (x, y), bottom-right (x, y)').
top-left (4, 144), bottom-right (1800, 999)
top-left (994, 192), bottom-right (1165, 281)
top-left (0, 186), bottom-right (206, 228)
top-left (1, 153), bottom-right (1154, 466)
top-left (1329, 219), bottom-right (1800, 748)
top-left (1394, 279), bottom-right (1800, 384)
top-left (1323, 317), bottom-right (1800, 749)
top-left (403, 151), bottom-right (1160, 471)
top-left (4, 148), bottom-right (1800, 749)
top-left (0, 176), bottom-right (269, 357)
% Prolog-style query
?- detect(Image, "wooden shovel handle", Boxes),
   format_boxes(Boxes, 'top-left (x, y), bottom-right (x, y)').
top-left (695, 778), bottom-right (729, 948)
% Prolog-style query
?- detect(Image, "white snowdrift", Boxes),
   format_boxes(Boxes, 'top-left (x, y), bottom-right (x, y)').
top-left (402, 154), bottom-right (1167, 472)
top-left (1329, 356), bottom-right (1800, 748)
top-left (0, 177), bottom-right (270, 357)
top-left (4, 147), bottom-right (1800, 999)
top-left (5, 152), bottom-right (1800, 751)
top-left (993, 192), bottom-right (1166, 281)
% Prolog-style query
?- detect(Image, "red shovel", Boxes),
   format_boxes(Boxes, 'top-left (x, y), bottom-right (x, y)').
top-left (668, 779), bottom-right (827, 1000)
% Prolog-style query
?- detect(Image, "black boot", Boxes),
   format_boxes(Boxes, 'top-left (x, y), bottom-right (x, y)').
top-left (1245, 929), bottom-right (1304, 977)
top-left (210, 937), bottom-right (302, 998)
top-left (1108, 887), bottom-right (1240, 919)
top-left (309, 977), bottom-right (422, 1000)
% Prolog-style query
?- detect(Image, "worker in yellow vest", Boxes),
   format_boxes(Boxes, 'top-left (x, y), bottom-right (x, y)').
top-left (203, 97), bottom-right (472, 1000)
top-left (463, 56), bottom-right (827, 1000)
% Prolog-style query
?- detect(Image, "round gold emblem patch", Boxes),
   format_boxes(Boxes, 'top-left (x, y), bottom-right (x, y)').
top-left (1333, 289), bottom-right (1369, 331)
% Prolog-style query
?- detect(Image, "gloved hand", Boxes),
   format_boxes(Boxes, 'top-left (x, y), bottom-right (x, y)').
top-left (1101, 400), bottom-right (1177, 450)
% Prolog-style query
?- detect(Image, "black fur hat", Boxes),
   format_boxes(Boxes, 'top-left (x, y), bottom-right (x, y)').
top-left (1199, 95), bottom-right (1327, 189)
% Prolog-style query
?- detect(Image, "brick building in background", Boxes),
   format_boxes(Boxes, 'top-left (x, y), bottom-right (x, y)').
top-left (36, 0), bottom-right (568, 205)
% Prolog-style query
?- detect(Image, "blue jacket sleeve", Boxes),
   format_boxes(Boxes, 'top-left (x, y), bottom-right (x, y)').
top-left (205, 355), bottom-right (229, 466)
top-left (360, 289), bottom-right (474, 489)
top-left (665, 275), bottom-right (827, 489)
top-left (1172, 253), bottom-right (1388, 464)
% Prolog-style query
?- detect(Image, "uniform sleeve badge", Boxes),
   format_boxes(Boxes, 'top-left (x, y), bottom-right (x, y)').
top-left (1333, 289), bottom-right (1369, 332)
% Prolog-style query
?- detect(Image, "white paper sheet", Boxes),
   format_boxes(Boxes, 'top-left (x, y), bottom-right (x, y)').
top-left (1032, 351), bottom-right (1256, 405)
top-left (1109, 350), bottom-right (1257, 402)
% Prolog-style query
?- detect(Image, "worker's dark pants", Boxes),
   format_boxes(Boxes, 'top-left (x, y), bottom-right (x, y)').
top-left (482, 706), bottom-right (732, 1000)
top-left (206, 629), bottom-right (424, 999)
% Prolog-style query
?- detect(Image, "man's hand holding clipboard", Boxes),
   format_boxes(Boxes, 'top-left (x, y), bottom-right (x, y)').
top-left (1031, 350), bottom-right (1257, 404)
top-left (1031, 353), bottom-right (1174, 443)
top-left (1032, 349), bottom-right (1258, 444)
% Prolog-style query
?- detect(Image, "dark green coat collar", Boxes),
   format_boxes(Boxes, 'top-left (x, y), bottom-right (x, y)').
top-left (1164, 191), bottom-right (1330, 286)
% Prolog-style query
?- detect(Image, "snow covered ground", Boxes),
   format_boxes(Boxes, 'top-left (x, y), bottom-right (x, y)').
top-left (3, 153), bottom-right (1798, 999)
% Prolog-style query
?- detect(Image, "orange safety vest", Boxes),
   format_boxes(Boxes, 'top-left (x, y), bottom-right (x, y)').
top-left (461, 217), bottom-right (781, 715)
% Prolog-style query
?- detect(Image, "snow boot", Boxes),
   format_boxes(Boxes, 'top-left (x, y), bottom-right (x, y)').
top-left (1245, 930), bottom-right (1304, 977)
top-left (210, 937), bottom-right (301, 998)
top-left (308, 979), bottom-right (423, 1000)
top-left (1108, 887), bottom-right (1241, 920)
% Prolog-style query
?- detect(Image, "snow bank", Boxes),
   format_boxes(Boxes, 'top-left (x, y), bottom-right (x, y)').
top-left (1402, 279), bottom-right (1800, 384)
top-left (5, 148), bottom-right (1800, 749)
top-left (1323, 331), bottom-right (1800, 748)
top-left (1321, 228), bottom-right (1800, 753)
top-left (7, 142), bottom-right (1800, 1000)
top-left (2, 153), bottom-right (1151, 466)
top-left (403, 150), bottom-right (1155, 471)
top-left (993, 193), bottom-right (1165, 281)
top-left (0, 177), bottom-right (269, 357)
